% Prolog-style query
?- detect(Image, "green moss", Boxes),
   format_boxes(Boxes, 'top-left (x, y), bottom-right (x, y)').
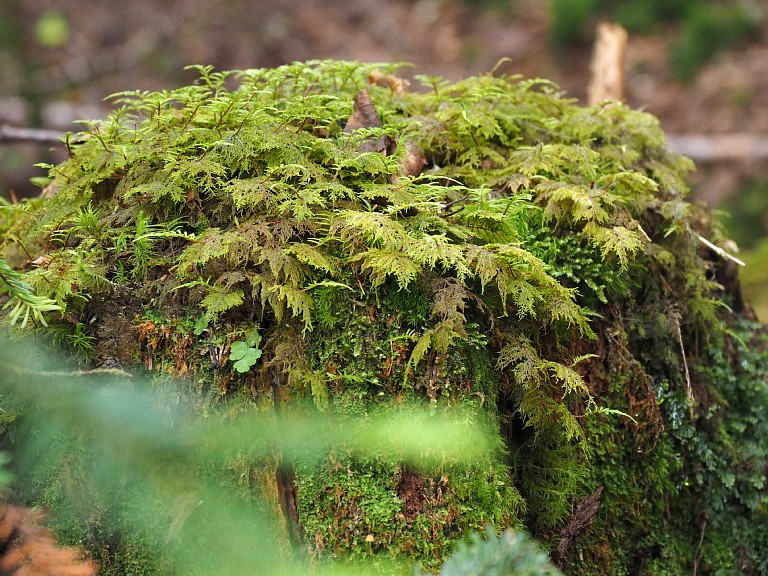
top-left (0, 59), bottom-right (764, 574)
top-left (14, 431), bottom-right (166, 575)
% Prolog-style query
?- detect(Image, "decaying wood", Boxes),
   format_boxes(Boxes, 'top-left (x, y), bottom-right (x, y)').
top-left (276, 459), bottom-right (302, 547)
top-left (270, 366), bottom-right (303, 549)
top-left (551, 486), bottom-right (604, 569)
top-left (588, 23), bottom-right (628, 105)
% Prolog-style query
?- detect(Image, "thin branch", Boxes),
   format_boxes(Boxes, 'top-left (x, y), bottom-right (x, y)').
top-left (0, 361), bottom-right (133, 379)
top-left (693, 516), bottom-right (707, 576)
top-left (0, 124), bottom-right (66, 145)
top-left (695, 232), bottom-right (746, 267)
top-left (667, 134), bottom-right (768, 162)
top-left (672, 312), bottom-right (695, 422)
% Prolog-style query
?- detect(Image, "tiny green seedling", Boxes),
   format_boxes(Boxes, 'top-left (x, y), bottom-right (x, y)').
top-left (229, 331), bottom-right (262, 373)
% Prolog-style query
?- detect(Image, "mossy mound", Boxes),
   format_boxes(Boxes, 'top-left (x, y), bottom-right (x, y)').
top-left (1, 60), bottom-right (766, 574)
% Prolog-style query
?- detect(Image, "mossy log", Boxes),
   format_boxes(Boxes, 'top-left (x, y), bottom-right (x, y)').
top-left (1, 60), bottom-right (766, 575)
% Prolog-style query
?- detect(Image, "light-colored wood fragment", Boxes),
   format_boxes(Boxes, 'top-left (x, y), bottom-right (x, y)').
top-left (368, 70), bottom-right (411, 95)
top-left (588, 23), bottom-right (628, 105)
top-left (695, 232), bottom-right (746, 267)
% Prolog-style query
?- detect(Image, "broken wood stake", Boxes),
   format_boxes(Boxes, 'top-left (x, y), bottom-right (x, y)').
top-left (588, 22), bottom-right (628, 105)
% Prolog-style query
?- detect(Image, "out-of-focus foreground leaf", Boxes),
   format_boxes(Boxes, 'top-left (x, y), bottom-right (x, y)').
top-left (0, 334), bottom-right (503, 576)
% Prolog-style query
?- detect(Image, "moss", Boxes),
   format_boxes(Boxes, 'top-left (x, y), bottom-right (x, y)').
top-left (13, 431), bottom-right (166, 575)
top-left (568, 309), bottom-right (768, 574)
top-left (0, 60), bottom-right (765, 574)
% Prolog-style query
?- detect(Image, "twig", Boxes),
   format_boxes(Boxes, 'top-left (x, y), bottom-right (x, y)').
top-left (695, 232), bottom-right (746, 267)
top-left (672, 312), bottom-right (695, 422)
top-left (667, 134), bottom-right (768, 162)
top-left (693, 516), bottom-right (707, 576)
top-left (0, 124), bottom-right (66, 145)
top-left (0, 361), bottom-right (133, 379)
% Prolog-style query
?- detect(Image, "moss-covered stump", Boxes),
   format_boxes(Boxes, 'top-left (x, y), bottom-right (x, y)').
top-left (1, 60), bottom-right (766, 574)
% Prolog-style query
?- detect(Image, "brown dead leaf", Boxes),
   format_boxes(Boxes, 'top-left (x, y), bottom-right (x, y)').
top-left (399, 141), bottom-right (427, 179)
top-left (0, 503), bottom-right (97, 576)
top-left (344, 90), bottom-right (397, 155)
top-left (29, 255), bottom-right (51, 267)
top-left (344, 89), bottom-right (426, 183)
top-left (38, 181), bottom-right (59, 200)
top-left (344, 89), bottom-right (383, 132)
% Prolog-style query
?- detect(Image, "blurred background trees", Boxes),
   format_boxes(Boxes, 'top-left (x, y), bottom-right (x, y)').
top-left (1, 0), bottom-right (767, 316)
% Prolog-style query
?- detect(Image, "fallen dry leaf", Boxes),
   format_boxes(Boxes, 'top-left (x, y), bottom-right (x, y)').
top-left (0, 503), bottom-right (97, 576)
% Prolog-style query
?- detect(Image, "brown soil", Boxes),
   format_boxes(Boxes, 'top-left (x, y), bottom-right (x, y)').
top-left (396, 467), bottom-right (425, 522)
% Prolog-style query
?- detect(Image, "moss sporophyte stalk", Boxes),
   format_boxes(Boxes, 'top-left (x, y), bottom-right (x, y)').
top-left (0, 60), bottom-right (766, 575)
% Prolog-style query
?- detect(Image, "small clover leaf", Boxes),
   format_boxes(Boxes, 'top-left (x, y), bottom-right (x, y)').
top-left (229, 340), bottom-right (262, 373)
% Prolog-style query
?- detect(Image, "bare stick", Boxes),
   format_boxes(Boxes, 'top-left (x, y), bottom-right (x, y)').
top-left (0, 124), bottom-right (65, 145)
top-left (693, 517), bottom-right (707, 576)
top-left (588, 22), bottom-right (628, 105)
top-left (672, 313), bottom-right (695, 422)
top-left (0, 361), bottom-right (133, 379)
top-left (667, 133), bottom-right (768, 162)
top-left (695, 232), bottom-right (746, 267)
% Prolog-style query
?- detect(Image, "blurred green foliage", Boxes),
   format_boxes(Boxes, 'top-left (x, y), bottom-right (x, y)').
top-left (719, 179), bottom-right (768, 250)
top-left (718, 179), bottom-right (768, 321)
top-left (0, 334), bottom-right (559, 575)
top-left (670, 3), bottom-right (757, 81)
top-left (740, 238), bottom-right (768, 321)
top-left (34, 10), bottom-right (70, 49)
top-left (549, 0), bottom-right (759, 81)
top-left (435, 526), bottom-right (562, 576)
top-left (549, 0), bottom-right (601, 46)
